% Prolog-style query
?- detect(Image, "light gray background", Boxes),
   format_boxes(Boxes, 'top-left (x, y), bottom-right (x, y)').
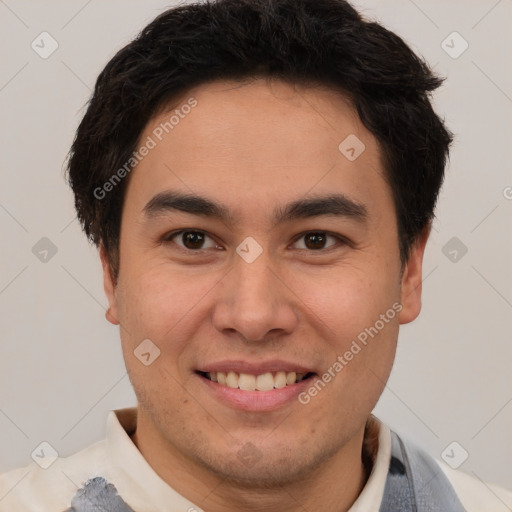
top-left (1, 0), bottom-right (511, 501)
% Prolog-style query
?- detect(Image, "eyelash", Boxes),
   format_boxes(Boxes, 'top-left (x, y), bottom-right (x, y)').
top-left (162, 229), bottom-right (350, 254)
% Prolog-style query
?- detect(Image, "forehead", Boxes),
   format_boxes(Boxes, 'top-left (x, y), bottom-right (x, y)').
top-left (123, 78), bottom-right (390, 225)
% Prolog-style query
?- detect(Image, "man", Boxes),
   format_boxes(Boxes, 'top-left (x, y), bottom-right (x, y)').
top-left (1, 0), bottom-right (510, 510)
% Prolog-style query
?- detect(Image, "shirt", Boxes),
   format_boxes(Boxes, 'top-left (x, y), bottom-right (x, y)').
top-left (1, 407), bottom-right (510, 511)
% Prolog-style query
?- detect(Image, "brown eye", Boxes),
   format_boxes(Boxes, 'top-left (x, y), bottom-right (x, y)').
top-left (167, 230), bottom-right (219, 251)
top-left (305, 232), bottom-right (327, 250)
top-left (182, 231), bottom-right (205, 249)
top-left (292, 232), bottom-right (341, 251)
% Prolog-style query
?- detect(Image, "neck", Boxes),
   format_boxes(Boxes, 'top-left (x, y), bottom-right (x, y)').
top-left (131, 415), bottom-right (373, 512)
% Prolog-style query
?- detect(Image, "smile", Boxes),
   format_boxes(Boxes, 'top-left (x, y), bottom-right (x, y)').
top-left (199, 371), bottom-right (314, 391)
top-left (195, 364), bottom-right (318, 411)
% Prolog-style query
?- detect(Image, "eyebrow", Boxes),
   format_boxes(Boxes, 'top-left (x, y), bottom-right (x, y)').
top-left (143, 190), bottom-right (368, 226)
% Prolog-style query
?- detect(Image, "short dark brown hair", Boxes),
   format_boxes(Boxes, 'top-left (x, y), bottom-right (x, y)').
top-left (66, 0), bottom-right (452, 281)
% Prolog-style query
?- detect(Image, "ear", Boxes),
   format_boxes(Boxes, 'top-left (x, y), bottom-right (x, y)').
top-left (398, 225), bottom-right (431, 325)
top-left (100, 244), bottom-right (120, 325)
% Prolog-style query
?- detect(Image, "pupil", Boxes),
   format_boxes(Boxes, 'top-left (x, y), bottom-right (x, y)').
top-left (184, 231), bottom-right (204, 249)
top-left (306, 233), bottom-right (326, 250)
top-left (181, 232), bottom-right (326, 250)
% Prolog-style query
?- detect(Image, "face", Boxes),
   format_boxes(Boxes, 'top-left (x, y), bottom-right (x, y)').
top-left (101, 78), bottom-right (427, 486)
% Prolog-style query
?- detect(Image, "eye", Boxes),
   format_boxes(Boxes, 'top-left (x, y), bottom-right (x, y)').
top-left (163, 229), bottom-right (348, 254)
top-left (291, 231), bottom-right (345, 251)
top-left (165, 230), bottom-right (221, 251)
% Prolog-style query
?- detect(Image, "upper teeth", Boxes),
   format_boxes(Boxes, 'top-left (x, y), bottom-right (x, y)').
top-left (207, 371), bottom-right (307, 391)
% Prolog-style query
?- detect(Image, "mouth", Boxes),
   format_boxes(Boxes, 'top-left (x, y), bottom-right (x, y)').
top-left (195, 365), bottom-right (317, 411)
top-left (197, 370), bottom-right (316, 391)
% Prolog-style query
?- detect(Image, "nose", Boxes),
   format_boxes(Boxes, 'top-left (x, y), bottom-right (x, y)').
top-left (211, 250), bottom-right (299, 343)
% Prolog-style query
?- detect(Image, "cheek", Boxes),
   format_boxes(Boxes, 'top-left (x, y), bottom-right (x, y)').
top-left (298, 263), bottom-right (401, 339)
top-left (116, 261), bottom-right (219, 345)
top-left (301, 273), bottom-right (399, 420)
top-left (298, 263), bottom-right (400, 397)
top-left (115, 264), bottom-right (205, 400)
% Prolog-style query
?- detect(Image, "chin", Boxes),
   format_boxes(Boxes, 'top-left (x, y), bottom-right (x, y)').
top-left (187, 433), bottom-right (340, 489)
top-left (195, 451), bottom-right (315, 488)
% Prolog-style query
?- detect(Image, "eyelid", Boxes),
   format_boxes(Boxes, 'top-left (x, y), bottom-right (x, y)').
top-left (163, 229), bottom-right (351, 253)
top-left (290, 230), bottom-right (350, 251)
top-left (163, 229), bottom-right (221, 252)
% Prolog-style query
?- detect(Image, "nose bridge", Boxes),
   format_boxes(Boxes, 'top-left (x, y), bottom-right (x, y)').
top-left (212, 246), bottom-right (298, 342)
top-left (234, 249), bottom-right (274, 302)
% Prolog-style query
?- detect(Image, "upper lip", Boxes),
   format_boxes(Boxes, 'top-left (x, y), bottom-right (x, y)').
top-left (196, 360), bottom-right (316, 375)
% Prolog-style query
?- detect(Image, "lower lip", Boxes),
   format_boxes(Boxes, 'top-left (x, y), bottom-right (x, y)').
top-left (197, 373), bottom-right (315, 411)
